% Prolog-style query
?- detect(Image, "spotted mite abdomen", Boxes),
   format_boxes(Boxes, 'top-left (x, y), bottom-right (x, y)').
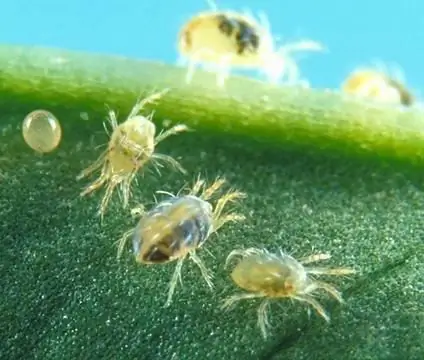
top-left (117, 177), bottom-right (246, 306)
top-left (132, 195), bottom-right (213, 264)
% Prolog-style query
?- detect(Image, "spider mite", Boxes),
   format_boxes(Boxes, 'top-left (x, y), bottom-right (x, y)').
top-left (117, 177), bottom-right (246, 306)
top-left (222, 247), bottom-right (356, 338)
top-left (342, 65), bottom-right (415, 107)
top-left (76, 89), bottom-right (189, 221)
top-left (177, 2), bottom-right (324, 87)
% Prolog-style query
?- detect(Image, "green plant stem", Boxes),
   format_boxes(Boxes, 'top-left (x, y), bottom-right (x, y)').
top-left (0, 44), bottom-right (423, 163)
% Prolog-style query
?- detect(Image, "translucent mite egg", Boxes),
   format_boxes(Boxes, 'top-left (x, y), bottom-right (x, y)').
top-left (222, 247), bottom-right (356, 338)
top-left (22, 110), bottom-right (62, 153)
top-left (117, 177), bottom-right (246, 306)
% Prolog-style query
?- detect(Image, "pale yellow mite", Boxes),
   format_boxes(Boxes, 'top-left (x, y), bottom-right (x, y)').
top-left (342, 68), bottom-right (414, 106)
top-left (22, 110), bottom-right (62, 153)
top-left (177, 9), bottom-right (324, 87)
top-left (77, 89), bottom-right (189, 221)
top-left (222, 247), bottom-right (356, 338)
top-left (117, 177), bottom-right (246, 307)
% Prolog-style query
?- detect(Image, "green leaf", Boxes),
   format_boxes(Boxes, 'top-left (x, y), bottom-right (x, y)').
top-left (1, 45), bottom-right (423, 360)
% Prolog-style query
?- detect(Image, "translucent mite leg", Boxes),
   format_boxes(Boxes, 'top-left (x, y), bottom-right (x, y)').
top-left (165, 255), bottom-right (187, 307)
top-left (106, 109), bottom-right (119, 130)
top-left (299, 253), bottom-right (331, 265)
top-left (128, 89), bottom-right (170, 119)
top-left (185, 58), bottom-right (198, 84)
top-left (257, 300), bottom-right (272, 339)
top-left (116, 228), bottom-right (135, 260)
top-left (215, 55), bottom-right (233, 88)
top-left (79, 172), bottom-right (107, 197)
top-left (115, 204), bottom-right (146, 259)
top-left (189, 251), bottom-right (214, 289)
top-left (221, 292), bottom-right (265, 311)
top-left (98, 178), bottom-right (121, 223)
top-left (154, 124), bottom-right (189, 145)
top-left (312, 280), bottom-right (344, 303)
top-left (189, 177), bottom-right (206, 197)
top-left (184, 48), bottom-right (215, 84)
top-left (276, 40), bottom-right (325, 85)
top-left (284, 57), bottom-right (301, 85)
top-left (201, 178), bottom-right (226, 200)
top-left (151, 153), bottom-right (186, 175)
top-left (306, 267), bottom-right (356, 276)
top-left (212, 191), bottom-right (246, 231)
top-left (76, 150), bottom-right (109, 181)
top-left (293, 294), bottom-right (330, 322)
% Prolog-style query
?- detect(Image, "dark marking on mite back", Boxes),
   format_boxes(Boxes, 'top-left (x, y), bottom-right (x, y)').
top-left (134, 195), bottom-right (213, 264)
top-left (217, 15), bottom-right (235, 36)
top-left (386, 77), bottom-right (414, 106)
top-left (216, 14), bottom-right (260, 55)
top-left (147, 246), bottom-right (171, 263)
top-left (235, 19), bottom-right (259, 54)
top-left (182, 29), bottom-right (192, 48)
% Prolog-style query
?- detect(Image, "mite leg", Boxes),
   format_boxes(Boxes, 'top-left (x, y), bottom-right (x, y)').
top-left (128, 89), bottom-right (170, 119)
top-left (98, 177), bottom-right (121, 223)
top-left (116, 228), bottom-right (135, 259)
top-left (165, 255), bottom-right (187, 307)
top-left (221, 292), bottom-right (264, 310)
top-left (185, 57), bottom-right (198, 84)
top-left (257, 299), bottom-right (271, 339)
top-left (190, 251), bottom-right (214, 289)
top-left (76, 151), bottom-right (108, 180)
top-left (293, 294), bottom-right (330, 322)
top-left (151, 153), bottom-right (186, 174)
top-left (201, 177), bottom-right (226, 201)
top-left (212, 190), bottom-right (246, 231)
top-left (299, 253), bottom-right (331, 265)
top-left (154, 124), bottom-right (189, 145)
top-left (306, 266), bottom-right (356, 276)
top-left (79, 171), bottom-right (107, 197)
top-left (215, 55), bottom-right (233, 88)
top-left (312, 280), bottom-right (344, 303)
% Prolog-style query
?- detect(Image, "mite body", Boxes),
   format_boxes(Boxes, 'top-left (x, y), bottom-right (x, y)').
top-left (77, 90), bottom-right (189, 221)
top-left (178, 9), bottom-right (324, 87)
top-left (342, 67), bottom-right (414, 106)
top-left (222, 247), bottom-right (356, 338)
top-left (117, 177), bottom-right (246, 306)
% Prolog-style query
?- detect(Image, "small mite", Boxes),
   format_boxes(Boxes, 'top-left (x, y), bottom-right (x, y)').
top-left (342, 67), bottom-right (414, 106)
top-left (177, 4), bottom-right (324, 87)
top-left (222, 247), bottom-right (356, 338)
top-left (77, 89), bottom-right (189, 221)
top-left (22, 110), bottom-right (62, 153)
top-left (117, 177), bottom-right (246, 306)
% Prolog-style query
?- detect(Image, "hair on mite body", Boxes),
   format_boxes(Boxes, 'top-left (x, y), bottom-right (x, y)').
top-left (117, 176), bottom-right (246, 306)
top-left (177, 2), bottom-right (324, 87)
top-left (221, 247), bottom-right (356, 339)
top-left (342, 63), bottom-right (415, 107)
top-left (76, 89), bottom-right (189, 222)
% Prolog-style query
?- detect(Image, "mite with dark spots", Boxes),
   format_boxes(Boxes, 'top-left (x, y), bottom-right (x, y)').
top-left (342, 67), bottom-right (415, 107)
top-left (177, 9), bottom-right (324, 87)
top-left (117, 177), bottom-right (246, 306)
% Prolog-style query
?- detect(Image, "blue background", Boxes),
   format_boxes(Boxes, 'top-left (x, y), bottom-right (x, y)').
top-left (1, 0), bottom-right (423, 90)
